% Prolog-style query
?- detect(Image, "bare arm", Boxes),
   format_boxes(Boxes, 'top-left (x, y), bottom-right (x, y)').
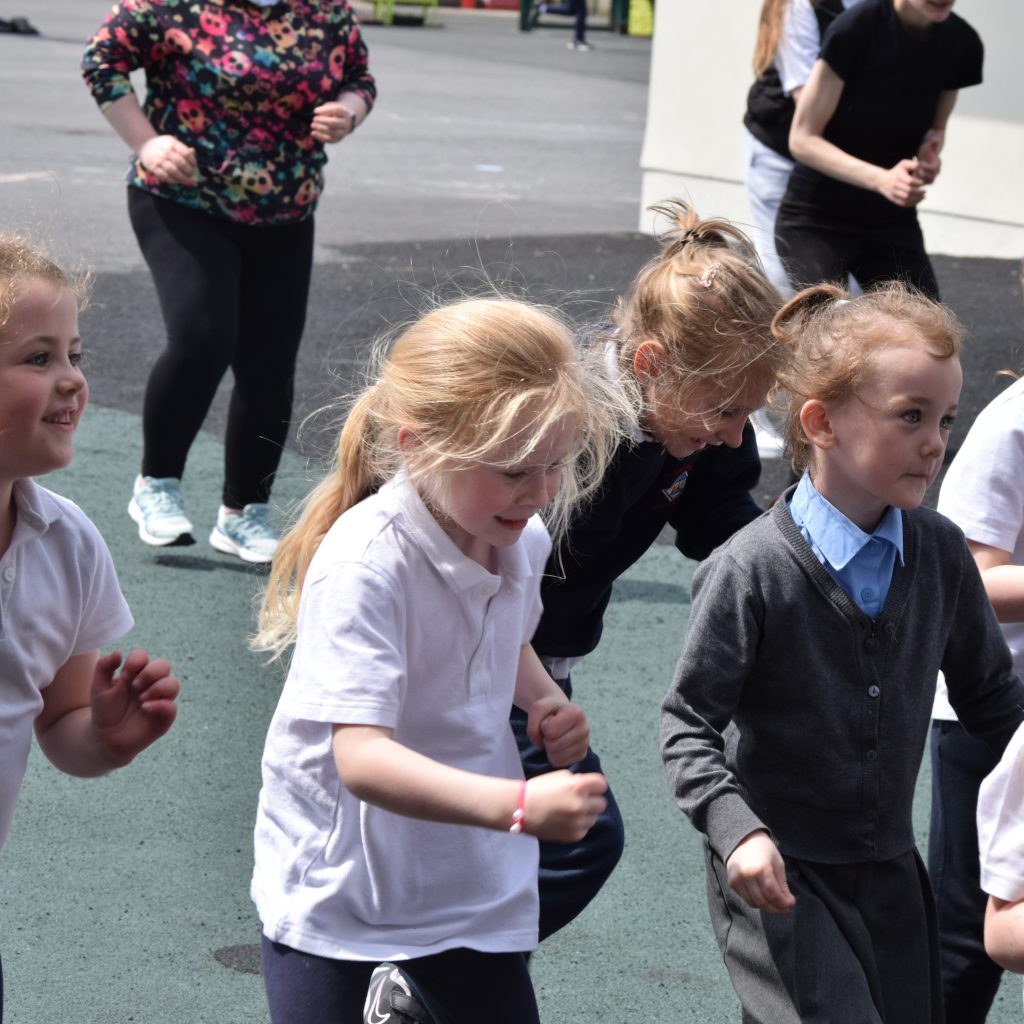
top-left (102, 93), bottom-right (197, 185)
top-left (35, 649), bottom-right (179, 777)
top-left (968, 540), bottom-right (1024, 623)
top-left (789, 60), bottom-right (925, 207)
top-left (332, 723), bottom-right (606, 842)
top-left (985, 895), bottom-right (1024, 972)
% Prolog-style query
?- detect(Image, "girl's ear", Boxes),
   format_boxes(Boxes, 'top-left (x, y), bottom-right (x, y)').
top-left (633, 340), bottom-right (667, 381)
top-left (800, 399), bottom-right (836, 450)
top-left (397, 427), bottom-right (419, 452)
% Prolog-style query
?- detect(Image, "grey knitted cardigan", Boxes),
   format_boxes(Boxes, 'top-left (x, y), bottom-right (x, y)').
top-left (661, 494), bottom-right (1024, 865)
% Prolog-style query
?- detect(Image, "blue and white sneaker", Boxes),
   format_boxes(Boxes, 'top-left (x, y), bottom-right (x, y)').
top-left (209, 503), bottom-right (279, 564)
top-left (364, 964), bottom-right (433, 1024)
top-left (128, 475), bottom-right (194, 546)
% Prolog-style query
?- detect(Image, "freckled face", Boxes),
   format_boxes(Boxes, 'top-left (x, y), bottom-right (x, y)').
top-left (811, 341), bottom-right (962, 532)
top-left (0, 281), bottom-right (87, 490)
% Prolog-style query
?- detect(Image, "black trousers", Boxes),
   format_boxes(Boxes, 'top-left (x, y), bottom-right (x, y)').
top-left (775, 212), bottom-right (940, 301)
top-left (128, 189), bottom-right (314, 508)
top-left (261, 937), bottom-right (539, 1024)
top-left (928, 720), bottom-right (1005, 1024)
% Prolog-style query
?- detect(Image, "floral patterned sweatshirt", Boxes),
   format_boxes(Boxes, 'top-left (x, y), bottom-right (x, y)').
top-left (82, 0), bottom-right (377, 225)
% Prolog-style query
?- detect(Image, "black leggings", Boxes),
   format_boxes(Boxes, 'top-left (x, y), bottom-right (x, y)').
top-left (775, 215), bottom-right (940, 300)
top-left (128, 189), bottom-right (314, 508)
top-left (260, 936), bottom-right (539, 1024)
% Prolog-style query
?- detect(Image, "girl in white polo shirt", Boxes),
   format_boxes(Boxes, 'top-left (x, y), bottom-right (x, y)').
top-left (0, 234), bottom-right (180, 1018)
top-left (250, 297), bottom-right (627, 1024)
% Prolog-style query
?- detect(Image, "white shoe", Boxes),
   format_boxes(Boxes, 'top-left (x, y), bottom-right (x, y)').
top-left (128, 475), bottom-right (194, 546)
top-left (209, 503), bottom-right (279, 564)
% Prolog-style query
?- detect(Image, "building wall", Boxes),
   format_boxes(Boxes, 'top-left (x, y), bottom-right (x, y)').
top-left (639, 0), bottom-right (1024, 258)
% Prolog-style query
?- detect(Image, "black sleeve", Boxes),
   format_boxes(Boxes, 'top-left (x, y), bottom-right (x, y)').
top-left (668, 422), bottom-right (764, 562)
top-left (942, 17), bottom-right (983, 91)
top-left (819, 1), bottom-right (874, 82)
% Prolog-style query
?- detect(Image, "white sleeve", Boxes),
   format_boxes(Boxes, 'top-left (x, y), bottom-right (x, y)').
top-left (775, 0), bottom-right (823, 95)
top-left (979, 723), bottom-right (1024, 902)
top-left (938, 387), bottom-right (1024, 555)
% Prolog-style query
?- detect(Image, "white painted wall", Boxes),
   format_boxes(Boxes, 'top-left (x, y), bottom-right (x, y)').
top-left (639, 0), bottom-right (1024, 258)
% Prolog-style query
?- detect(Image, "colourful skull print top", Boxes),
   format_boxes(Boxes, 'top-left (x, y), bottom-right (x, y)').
top-left (82, 0), bottom-right (377, 225)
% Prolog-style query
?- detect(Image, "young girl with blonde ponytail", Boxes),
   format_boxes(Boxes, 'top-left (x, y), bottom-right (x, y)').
top-left (249, 296), bottom-right (628, 1024)
top-left (522, 199), bottom-right (786, 942)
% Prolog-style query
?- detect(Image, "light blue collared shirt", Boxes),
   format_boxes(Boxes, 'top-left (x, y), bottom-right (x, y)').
top-left (788, 472), bottom-right (905, 618)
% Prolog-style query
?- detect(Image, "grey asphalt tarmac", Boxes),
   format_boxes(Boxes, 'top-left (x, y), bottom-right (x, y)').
top-left (2, 3), bottom-right (1024, 1022)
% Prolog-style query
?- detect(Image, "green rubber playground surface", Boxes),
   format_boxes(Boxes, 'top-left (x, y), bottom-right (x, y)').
top-left (1, 406), bottom-right (1020, 1022)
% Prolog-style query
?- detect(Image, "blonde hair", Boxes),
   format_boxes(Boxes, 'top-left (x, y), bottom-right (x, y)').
top-left (254, 296), bottom-right (630, 657)
top-left (614, 199), bottom-right (785, 420)
top-left (753, 0), bottom-right (790, 77)
top-left (0, 234), bottom-right (89, 339)
top-left (752, 0), bottom-right (830, 77)
top-left (772, 281), bottom-right (964, 472)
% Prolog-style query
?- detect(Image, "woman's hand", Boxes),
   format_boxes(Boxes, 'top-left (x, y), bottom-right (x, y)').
top-left (874, 158), bottom-right (927, 208)
top-left (138, 135), bottom-right (198, 185)
top-left (311, 101), bottom-right (357, 144)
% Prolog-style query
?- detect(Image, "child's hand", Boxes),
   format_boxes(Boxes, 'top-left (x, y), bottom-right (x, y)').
top-left (91, 649), bottom-right (180, 764)
top-left (527, 696), bottom-right (590, 767)
top-left (726, 830), bottom-right (795, 915)
top-left (521, 770), bottom-right (607, 843)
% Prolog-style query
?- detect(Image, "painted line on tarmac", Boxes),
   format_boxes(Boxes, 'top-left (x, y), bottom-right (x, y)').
top-left (0, 171), bottom-right (55, 184)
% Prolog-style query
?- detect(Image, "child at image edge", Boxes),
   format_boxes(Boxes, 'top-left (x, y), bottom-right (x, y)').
top-left (661, 281), bottom-right (1024, 1024)
top-left (249, 297), bottom-right (624, 1024)
top-left (964, 366), bottom-right (1024, 998)
top-left (0, 235), bottom-right (180, 1018)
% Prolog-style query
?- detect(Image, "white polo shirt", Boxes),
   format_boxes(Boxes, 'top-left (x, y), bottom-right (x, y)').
top-left (934, 375), bottom-right (1024, 720)
top-left (252, 473), bottom-right (547, 961)
top-left (0, 478), bottom-right (134, 848)
top-left (979, 720), bottom-right (1024, 903)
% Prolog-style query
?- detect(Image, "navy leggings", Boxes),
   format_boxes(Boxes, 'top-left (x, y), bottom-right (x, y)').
top-left (543, 0), bottom-right (586, 42)
top-left (928, 720), bottom-right (1004, 1024)
top-left (509, 674), bottom-right (625, 940)
top-left (260, 936), bottom-right (538, 1024)
top-left (128, 188), bottom-right (314, 509)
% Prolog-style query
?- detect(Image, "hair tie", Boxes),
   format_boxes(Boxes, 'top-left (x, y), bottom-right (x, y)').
top-left (700, 263), bottom-right (722, 289)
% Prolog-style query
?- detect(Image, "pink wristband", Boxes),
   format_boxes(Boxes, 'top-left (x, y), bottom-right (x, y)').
top-left (509, 780), bottom-right (527, 834)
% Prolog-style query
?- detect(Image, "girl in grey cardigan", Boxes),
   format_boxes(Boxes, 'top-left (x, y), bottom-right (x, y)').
top-left (661, 282), bottom-right (1024, 1024)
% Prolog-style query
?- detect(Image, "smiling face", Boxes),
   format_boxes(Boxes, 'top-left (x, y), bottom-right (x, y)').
top-left (425, 410), bottom-right (578, 569)
top-left (0, 279), bottom-right (87, 496)
top-left (642, 373), bottom-right (768, 459)
top-left (808, 337), bottom-right (962, 532)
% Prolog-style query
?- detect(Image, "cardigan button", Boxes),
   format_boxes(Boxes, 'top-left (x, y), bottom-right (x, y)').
top-left (865, 749), bottom-right (878, 762)
top-left (868, 685), bottom-right (880, 698)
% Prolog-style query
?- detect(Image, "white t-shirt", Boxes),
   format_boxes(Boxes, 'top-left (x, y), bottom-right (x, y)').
top-left (252, 474), bottom-right (548, 961)
top-left (776, 0), bottom-right (861, 95)
top-left (934, 375), bottom-right (1024, 719)
top-left (0, 478), bottom-right (134, 848)
top-left (979, 720), bottom-right (1024, 903)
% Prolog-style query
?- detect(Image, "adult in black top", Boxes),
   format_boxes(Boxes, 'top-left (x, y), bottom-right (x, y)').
top-left (775, 0), bottom-right (982, 299)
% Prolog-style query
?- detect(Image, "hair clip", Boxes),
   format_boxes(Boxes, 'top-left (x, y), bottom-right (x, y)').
top-left (700, 263), bottom-right (722, 289)
top-left (834, 298), bottom-right (851, 308)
